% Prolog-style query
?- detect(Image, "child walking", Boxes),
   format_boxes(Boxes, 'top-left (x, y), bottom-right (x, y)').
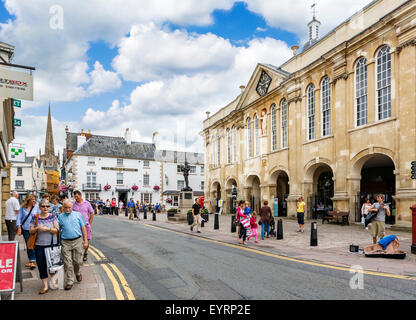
top-left (247, 211), bottom-right (258, 243)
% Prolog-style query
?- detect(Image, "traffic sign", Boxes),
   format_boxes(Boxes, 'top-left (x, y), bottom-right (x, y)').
top-left (411, 161), bottom-right (416, 179)
top-left (12, 99), bottom-right (21, 108)
top-left (13, 118), bottom-right (21, 127)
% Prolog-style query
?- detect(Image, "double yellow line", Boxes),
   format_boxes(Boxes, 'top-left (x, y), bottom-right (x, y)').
top-left (89, 245), bottom-right (135, 300)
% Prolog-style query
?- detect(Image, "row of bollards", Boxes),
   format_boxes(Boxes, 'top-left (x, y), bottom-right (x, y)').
top-left (229, 215), bottom-right (318, 246)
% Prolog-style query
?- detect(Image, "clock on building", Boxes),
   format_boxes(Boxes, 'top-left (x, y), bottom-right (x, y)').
top-left (256, 70), bottom-right (272, 97)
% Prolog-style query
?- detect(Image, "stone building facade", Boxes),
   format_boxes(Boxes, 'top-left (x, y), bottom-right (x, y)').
top-left (202, 0), bottom-right (416, 227)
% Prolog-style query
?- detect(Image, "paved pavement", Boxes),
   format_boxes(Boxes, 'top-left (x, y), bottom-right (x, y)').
top-left (1, 235), bottom-right (106, 300)
top-left (131, 211), bottom-right (416, 278)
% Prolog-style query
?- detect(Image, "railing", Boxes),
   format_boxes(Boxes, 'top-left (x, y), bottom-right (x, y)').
top-left (82, 183), bottom-right (102, 191)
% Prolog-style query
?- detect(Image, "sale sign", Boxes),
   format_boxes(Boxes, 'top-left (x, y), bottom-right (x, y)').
top-left (0, 241), bottom-right (18, 292)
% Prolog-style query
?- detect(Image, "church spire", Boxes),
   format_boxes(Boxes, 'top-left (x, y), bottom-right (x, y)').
top-left (44, 104), bottom-right (55, 158)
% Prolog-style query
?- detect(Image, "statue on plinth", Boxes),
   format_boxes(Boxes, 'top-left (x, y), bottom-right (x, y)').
top-left (179, 158), bottom-right (193, 191)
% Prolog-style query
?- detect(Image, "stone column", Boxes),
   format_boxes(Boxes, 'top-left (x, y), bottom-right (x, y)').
top-left (347, 177), bottom-right (361, 223)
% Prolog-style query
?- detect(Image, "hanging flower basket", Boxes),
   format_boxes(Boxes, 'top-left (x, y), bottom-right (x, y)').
top-left (132, 185), bottom-right (138, 191)
top-left (104, 184), bottom-right (111, 191)
top-left (153, 185), bottom-right (160, 191)
top-left (166, 198), bottom-right (172, 204)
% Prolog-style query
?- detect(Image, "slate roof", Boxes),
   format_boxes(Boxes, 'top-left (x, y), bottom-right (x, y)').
top-left (73, 136), bottom-right (156, 160)
top-left (155, 150), bottom-right (204, 165)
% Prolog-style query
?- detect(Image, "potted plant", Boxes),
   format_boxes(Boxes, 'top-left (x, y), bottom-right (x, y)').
top-left (167, 208), bottom-right (177, 217)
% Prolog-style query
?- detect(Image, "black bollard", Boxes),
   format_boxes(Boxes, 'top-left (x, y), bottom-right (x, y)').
top-left (310, 222), bottom-right (318, 246)
top-left (152, 210), bottom-right (156, 221)
top-left (214, 213), bottom-right (219, 230)
top-left (277, 219), bottom-right (283, 240)
top-left (231, 215), bottom-right (236, 233)
top-left (201, 218), bottom-right (205, 228)
top-left (144, 210), bottom-right (147, 219)
top-left (187, 211), bottom-right (193, 225)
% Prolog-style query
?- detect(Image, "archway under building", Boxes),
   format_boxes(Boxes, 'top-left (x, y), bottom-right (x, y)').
top-left (225, 178), bottom-right (238, 214)
top-left (356, 154), bottom-right (396, 224)
top-left (305, 163), bottom-right (334, 219)
top-left (246, 175), bottom-right (261, 213)
top-left (270, 170), bottom-right (289, 217)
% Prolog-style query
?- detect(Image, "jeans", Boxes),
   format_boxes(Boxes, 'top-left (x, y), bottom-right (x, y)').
top-left (34, 245), bottom-right (49, 279)
top-left (261, 223), bottom-right (270, 239)
top-left (239, 225), bottom-right (247, 241)
top-left (22, 229), bottom-right (36, 262)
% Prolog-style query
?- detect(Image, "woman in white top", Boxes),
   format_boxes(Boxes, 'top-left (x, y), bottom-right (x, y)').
top-left (118, 200), bottom-right (124, 216)
top-left (361, 198), bottom-right (372, 221)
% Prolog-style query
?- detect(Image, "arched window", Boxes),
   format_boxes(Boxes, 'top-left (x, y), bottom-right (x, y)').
top-left (247, 117), bottom-right (252, 157)
top-left (254, 114), bottom-right (260, 156)
top-left (280, 99), bottom-right (288, 148)
top-left (307, 84), bottom-right (315, 140)
top-left (211, 134), bottom-right (215, 166)
top-left (376, 46), bottom-right (391, 120)
top-left (271, 104), bottom-right (277, 151)
top-left (321, 77), bottom-right (331, 136)
top-left (226, 129), bottom-right (231, 164)
top-left (232, 126), bottom-right (237, 162)
top-left (355, 57), bottom-right (367, 126)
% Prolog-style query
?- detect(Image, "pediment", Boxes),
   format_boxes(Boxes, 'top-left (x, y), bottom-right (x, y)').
top-left (236, 63), bottom-right (290, 110)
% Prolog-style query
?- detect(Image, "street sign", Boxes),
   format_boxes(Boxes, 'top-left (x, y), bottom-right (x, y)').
top-left (8, 144), bottom-right (25, 162)
top-left (12, 99), bottom-right (21, 108)
top-left (13, 118), bottom-right (21, 127)
top-left (0, 241), bottom-right (18, 293)
top-left (411, 161), bottom-right (416, 179)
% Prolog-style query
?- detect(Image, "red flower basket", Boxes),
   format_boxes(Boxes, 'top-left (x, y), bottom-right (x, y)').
top-left (132, 185), bottom-right (138, 191)
top-left (104, 184), bottom-right (111, 191)
top-left (153, 185), bottom-right (160, 191)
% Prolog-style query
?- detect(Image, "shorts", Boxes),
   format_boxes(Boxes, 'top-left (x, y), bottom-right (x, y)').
top-left (370, 221), bottom-right (385, 239)
top-left (297, 212), bottom-right (304, 225)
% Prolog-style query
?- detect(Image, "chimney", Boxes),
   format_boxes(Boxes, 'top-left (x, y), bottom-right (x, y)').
top-left (239, 85), bottom-right (246, 93)
top-left (81, 129), bottom-right (84, 134)
top-left (152, 132), bottom-right (159, 149)
top-left (125, 128), bottom-right (131, 145)
top-left (291, 45), bottom-right (299, 56)
top-left (206, 111), bottom-right (211, 119)
top-left (65, 125), bottom-right (69, 133)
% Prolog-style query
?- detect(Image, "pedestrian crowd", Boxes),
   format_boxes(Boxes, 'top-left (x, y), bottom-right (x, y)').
top-left (4, 191), bottom-right (93, 294)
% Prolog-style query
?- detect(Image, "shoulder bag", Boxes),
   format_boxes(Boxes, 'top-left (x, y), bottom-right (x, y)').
top-left (27, 214), bottom-right (39, 250)
top-left (45, 229), bottom-right (63, 274)
top-left (17, 206), bottom-right (34, 236)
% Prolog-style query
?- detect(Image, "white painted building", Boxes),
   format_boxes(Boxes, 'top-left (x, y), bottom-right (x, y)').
top-left (10, 154), bottom-right (47, 202)
top-left (63, 128), bottom-right (204, 208)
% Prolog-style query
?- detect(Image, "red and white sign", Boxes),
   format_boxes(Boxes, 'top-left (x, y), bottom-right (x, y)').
top-left (0, 241), bottom-right (18, 292)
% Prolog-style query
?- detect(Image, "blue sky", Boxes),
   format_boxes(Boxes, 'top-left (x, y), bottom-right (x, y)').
top-left (0, 0), bottom-right (373, 155)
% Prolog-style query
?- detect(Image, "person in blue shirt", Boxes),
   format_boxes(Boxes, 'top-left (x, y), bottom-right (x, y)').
top-left (244, 201), bottom-right (252, 216)
top-left (127, 198), bottom-right (135, 220)
top-left (58, 199), bottom-right (88, 291)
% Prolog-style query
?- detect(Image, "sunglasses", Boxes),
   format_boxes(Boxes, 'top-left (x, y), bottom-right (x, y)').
top-left (40, 205), bottom-right (50, 208)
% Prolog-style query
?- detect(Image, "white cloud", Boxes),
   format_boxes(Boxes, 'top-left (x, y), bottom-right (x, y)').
top-left (88, 61), bottom-right (121, 95)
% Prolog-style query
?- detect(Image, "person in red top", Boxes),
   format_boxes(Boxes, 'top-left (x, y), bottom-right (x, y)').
top-left (111, 198), bottom-right (117, 216)
top-left (247, 211), bottom-right (258, 243)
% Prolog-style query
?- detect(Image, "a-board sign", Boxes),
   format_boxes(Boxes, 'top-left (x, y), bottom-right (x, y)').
top-left (0, 241), bottom-right (18, 292)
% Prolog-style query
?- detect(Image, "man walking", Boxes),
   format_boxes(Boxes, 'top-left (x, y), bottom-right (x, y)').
top-left (72, 190), bottom-right (94, 262)
top-left (260, 200), bottom-right (272, 240)
top-left (58, 199), bottom-right (88, 290)
top-left (127, 198), bottom-right (135, 220)
top-left (190, 198), bottom-right (202, 233)
top-left (5, 191), bottom-right (20, 241)
top-left (367, 194), bottom-right (391, 244)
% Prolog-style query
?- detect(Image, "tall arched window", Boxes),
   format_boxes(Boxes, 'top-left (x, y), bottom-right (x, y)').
top-left (321, 77), bottom-right (331, 136)
top-left (254, 114), bottom-right (260, 156)
top-left (355, 57), bottom-right (367, 126)
top-left (280, 99), bottom-right (287, 148)
top-left (211, 134), bottom-right (215, 166)
top-left (247, 117), bottom-right (252, 157)
top-left (376, 46), bottom-right (391, 120)
top-left (307, 84), bottom-right (315, 140)
top-left (271, 104), bottom-right (277, 151)
top-left (226, 129), bottom-right (231, 164)
top-left (232, 126), bottom-right (237, 162)
top-left (216, 135), bottom-right (221, 167)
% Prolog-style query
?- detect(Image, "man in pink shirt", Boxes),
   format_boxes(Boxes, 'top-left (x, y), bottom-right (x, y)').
top-left (73, 190), bottom-right (94, 262)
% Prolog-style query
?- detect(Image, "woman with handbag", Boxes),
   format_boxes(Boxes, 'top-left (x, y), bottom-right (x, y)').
top-left (29, 199), bottom-right (59, 294)
top-left (361, 198), bottom-right (372, 228)
top-left (16, 194), bottom-right (39, 269)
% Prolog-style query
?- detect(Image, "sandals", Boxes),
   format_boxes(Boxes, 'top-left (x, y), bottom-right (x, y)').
top-left (39, 288), bottom-right (49, 294)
